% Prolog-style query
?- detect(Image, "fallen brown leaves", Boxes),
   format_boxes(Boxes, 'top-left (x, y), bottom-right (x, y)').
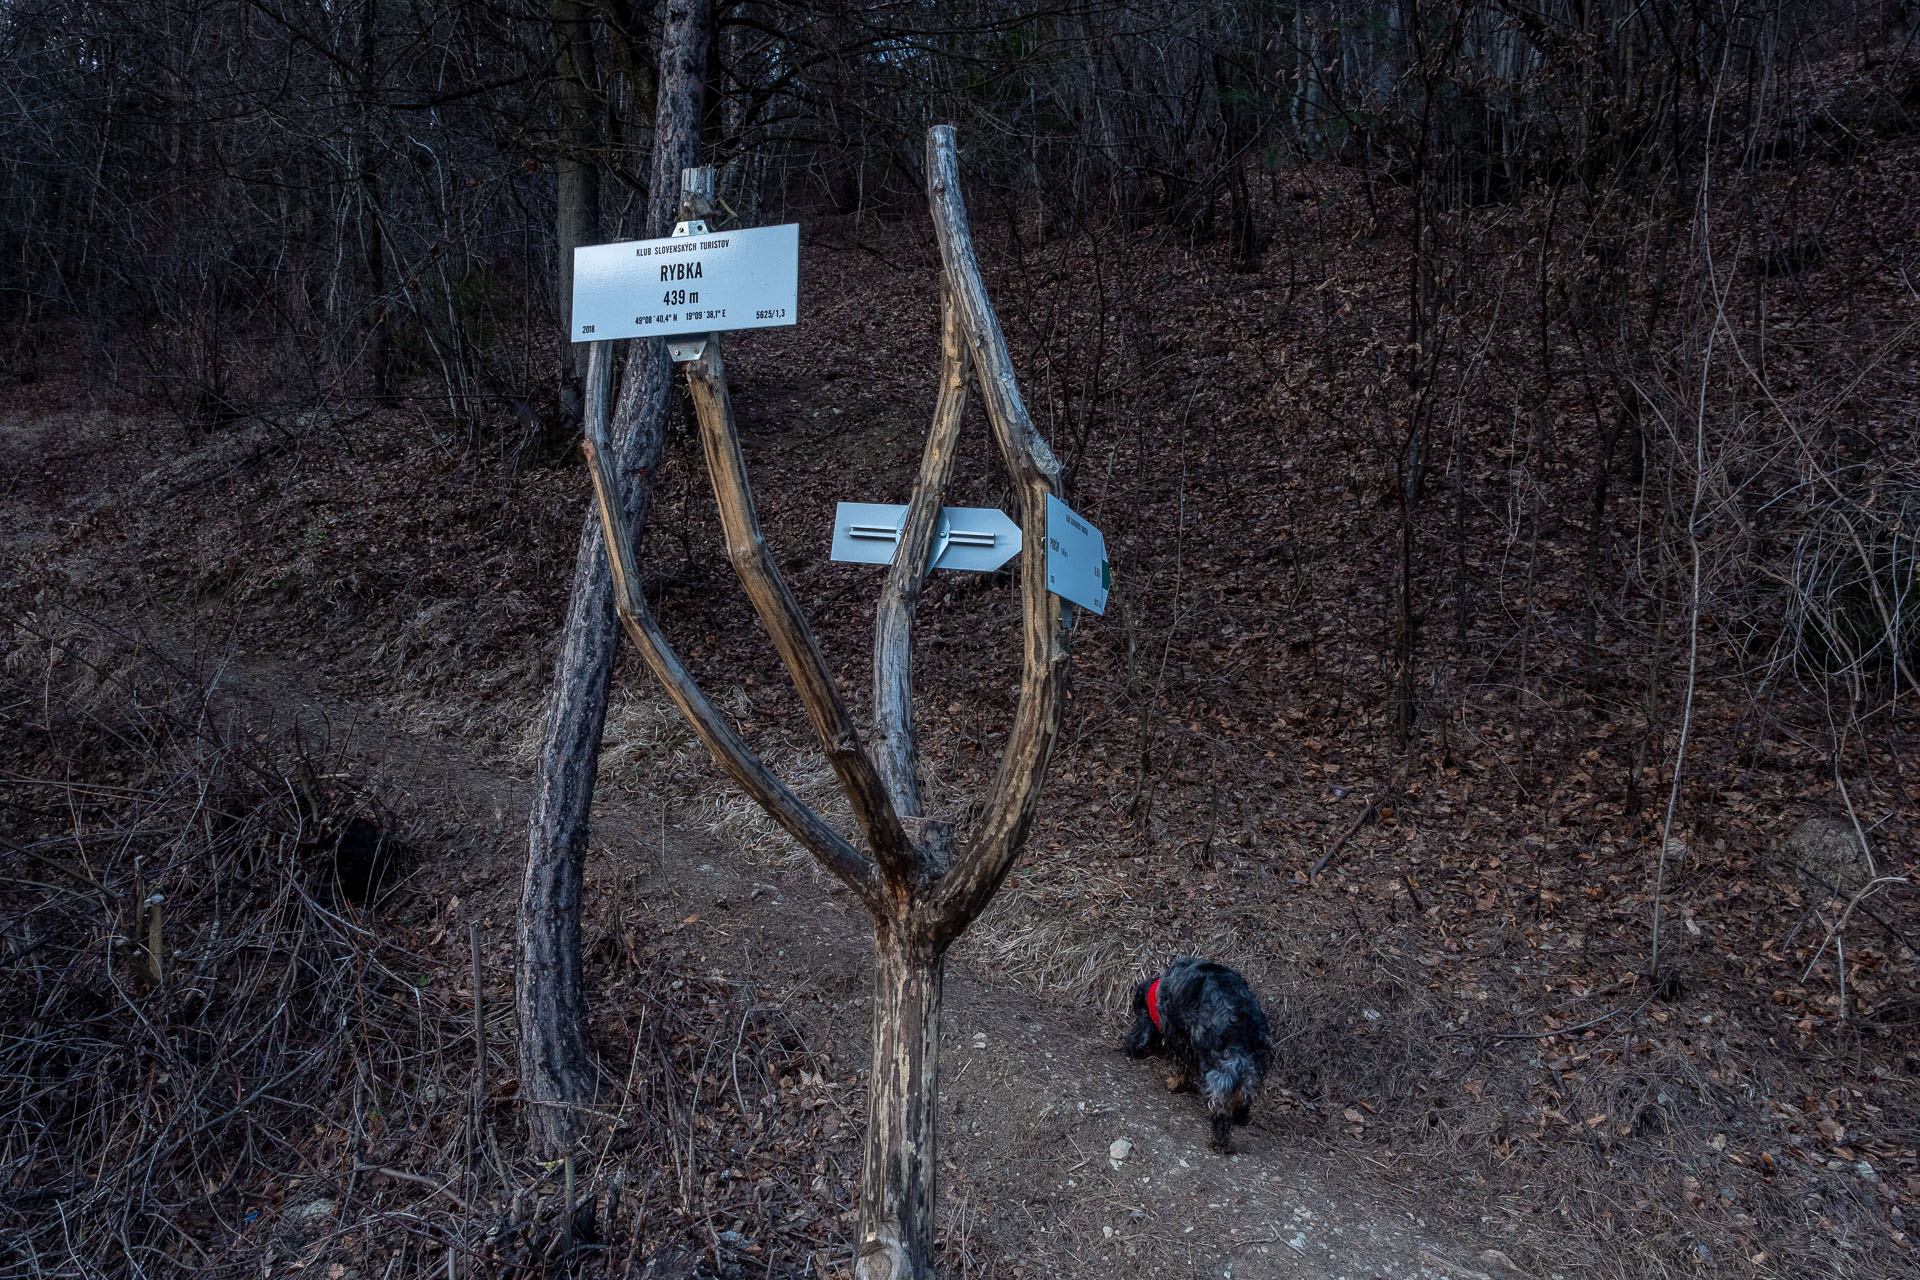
top-left (5, 52), bottom-right (1919, 1279)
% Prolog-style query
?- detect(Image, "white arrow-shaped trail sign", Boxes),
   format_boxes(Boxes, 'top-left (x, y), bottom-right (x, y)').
top-left (829, 497), bottom-right (1111, 615)
top-left (1045, 494), bottom-right (1110, 614)
top-left (571, 222), bottom-right (798, 344)
top-left (830, 503), bottom-right (1021, 574)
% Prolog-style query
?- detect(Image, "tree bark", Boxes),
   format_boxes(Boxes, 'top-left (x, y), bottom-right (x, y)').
top-left (872, 280), bottom-right (970, 820)
top-left (551, 0), bottom-right (602, 421)
top-left (855, 932), bottom-right (945, 1280)
top-left (516, 0), bottom-right (711, 1158)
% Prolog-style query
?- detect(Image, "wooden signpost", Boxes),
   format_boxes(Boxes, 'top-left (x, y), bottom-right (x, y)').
top-left (570, 220), bottom-right (798, 343)
top-left (570, 127), bottom-right (1104, 1280)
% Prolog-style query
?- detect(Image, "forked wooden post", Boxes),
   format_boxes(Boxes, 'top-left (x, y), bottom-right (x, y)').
top-left (580, 130), bottom-right (1068, 1279)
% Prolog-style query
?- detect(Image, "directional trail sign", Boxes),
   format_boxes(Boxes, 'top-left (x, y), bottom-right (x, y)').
top-left (1044, 495), bottom-right (1110, 614)
top-left (830, 503), bottom-right (1021, 573)
top-left (571, 223), bottom-right (798, 344)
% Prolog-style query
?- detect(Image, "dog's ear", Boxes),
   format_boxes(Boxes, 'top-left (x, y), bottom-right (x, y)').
top-left (1131, 979), bottom-right (1151, 1013)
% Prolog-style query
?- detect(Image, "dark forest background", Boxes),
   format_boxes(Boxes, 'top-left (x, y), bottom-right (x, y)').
top-left (6, 0), bottom-right (1919, 732)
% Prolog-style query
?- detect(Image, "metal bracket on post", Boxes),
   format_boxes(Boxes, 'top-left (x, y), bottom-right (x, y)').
top-left (666, 218), bottom-right (713, 363)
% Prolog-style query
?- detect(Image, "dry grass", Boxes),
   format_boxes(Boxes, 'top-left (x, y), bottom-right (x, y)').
top-left (960, 870), bottom-right (1244, 1009)
top-left (685, 742), bottom-right (843, 876)
top-left (0, 618), bottom-right (464, 1278)
top-left (592, 689), bottom-right (704, 798)
top-left (509, 685), bottom-right (701, 799)
top-left (513, 680), bottom-right (859, 882)
top-left (0, 622), bottom-right (903, 1279)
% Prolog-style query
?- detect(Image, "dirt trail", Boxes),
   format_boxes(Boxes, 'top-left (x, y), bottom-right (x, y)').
top-left (629, 848), bottom-right (1514, 1280)
top-left (3, 402), bottom-right (1540, 1277)
top-left (215, 654), bottom-right (1529, 1280)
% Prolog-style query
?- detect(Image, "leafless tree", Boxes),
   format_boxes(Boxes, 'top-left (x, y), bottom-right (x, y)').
top-left (516, 0), bottom-right (712, 1157)
top-left (575, 126), bottom-right (1071, 1280)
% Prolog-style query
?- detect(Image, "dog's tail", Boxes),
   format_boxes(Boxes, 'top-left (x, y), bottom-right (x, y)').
top-left (1203, 1051), bottom-right (1265, 1150)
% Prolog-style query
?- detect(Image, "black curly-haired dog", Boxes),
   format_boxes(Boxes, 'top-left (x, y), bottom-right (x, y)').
top-left (1124, 957), bottom-right (1272, 1152)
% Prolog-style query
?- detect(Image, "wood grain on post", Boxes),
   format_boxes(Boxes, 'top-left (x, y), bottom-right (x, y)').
top-left (579, 340), bottom-right (883, 914)
top-left (872, 278), bottom-right (970, 828)
top-left (682, 345), bottom-right (915, 892)
top-left (917, 124), bottom-right (1069, 950)
top-left (854, 939), bottom-right (942, 1280)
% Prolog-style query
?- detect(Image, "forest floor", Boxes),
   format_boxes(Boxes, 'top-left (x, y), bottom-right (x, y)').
top-left (5, 141), bottom-right (1919, 1279)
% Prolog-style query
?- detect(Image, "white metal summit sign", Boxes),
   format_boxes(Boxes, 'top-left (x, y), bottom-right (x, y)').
top-left (571, 223), bottom-right (799, 343)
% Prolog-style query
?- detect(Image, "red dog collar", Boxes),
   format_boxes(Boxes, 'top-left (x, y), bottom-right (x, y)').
top-left (1146, 978), bottom-right (1162, 1031)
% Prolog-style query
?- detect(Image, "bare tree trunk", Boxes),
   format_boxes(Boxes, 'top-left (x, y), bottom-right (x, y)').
top-left (516, 0), bottom-right (711, 1158)
top-left (551, 0), bottom-right (601, 423)
top-left (515, 491), bottom-right (629, 1151)
top-left (357, 0), bottom-right (390, 400)
top-left (856, 934), bottom-right (944, 1280)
